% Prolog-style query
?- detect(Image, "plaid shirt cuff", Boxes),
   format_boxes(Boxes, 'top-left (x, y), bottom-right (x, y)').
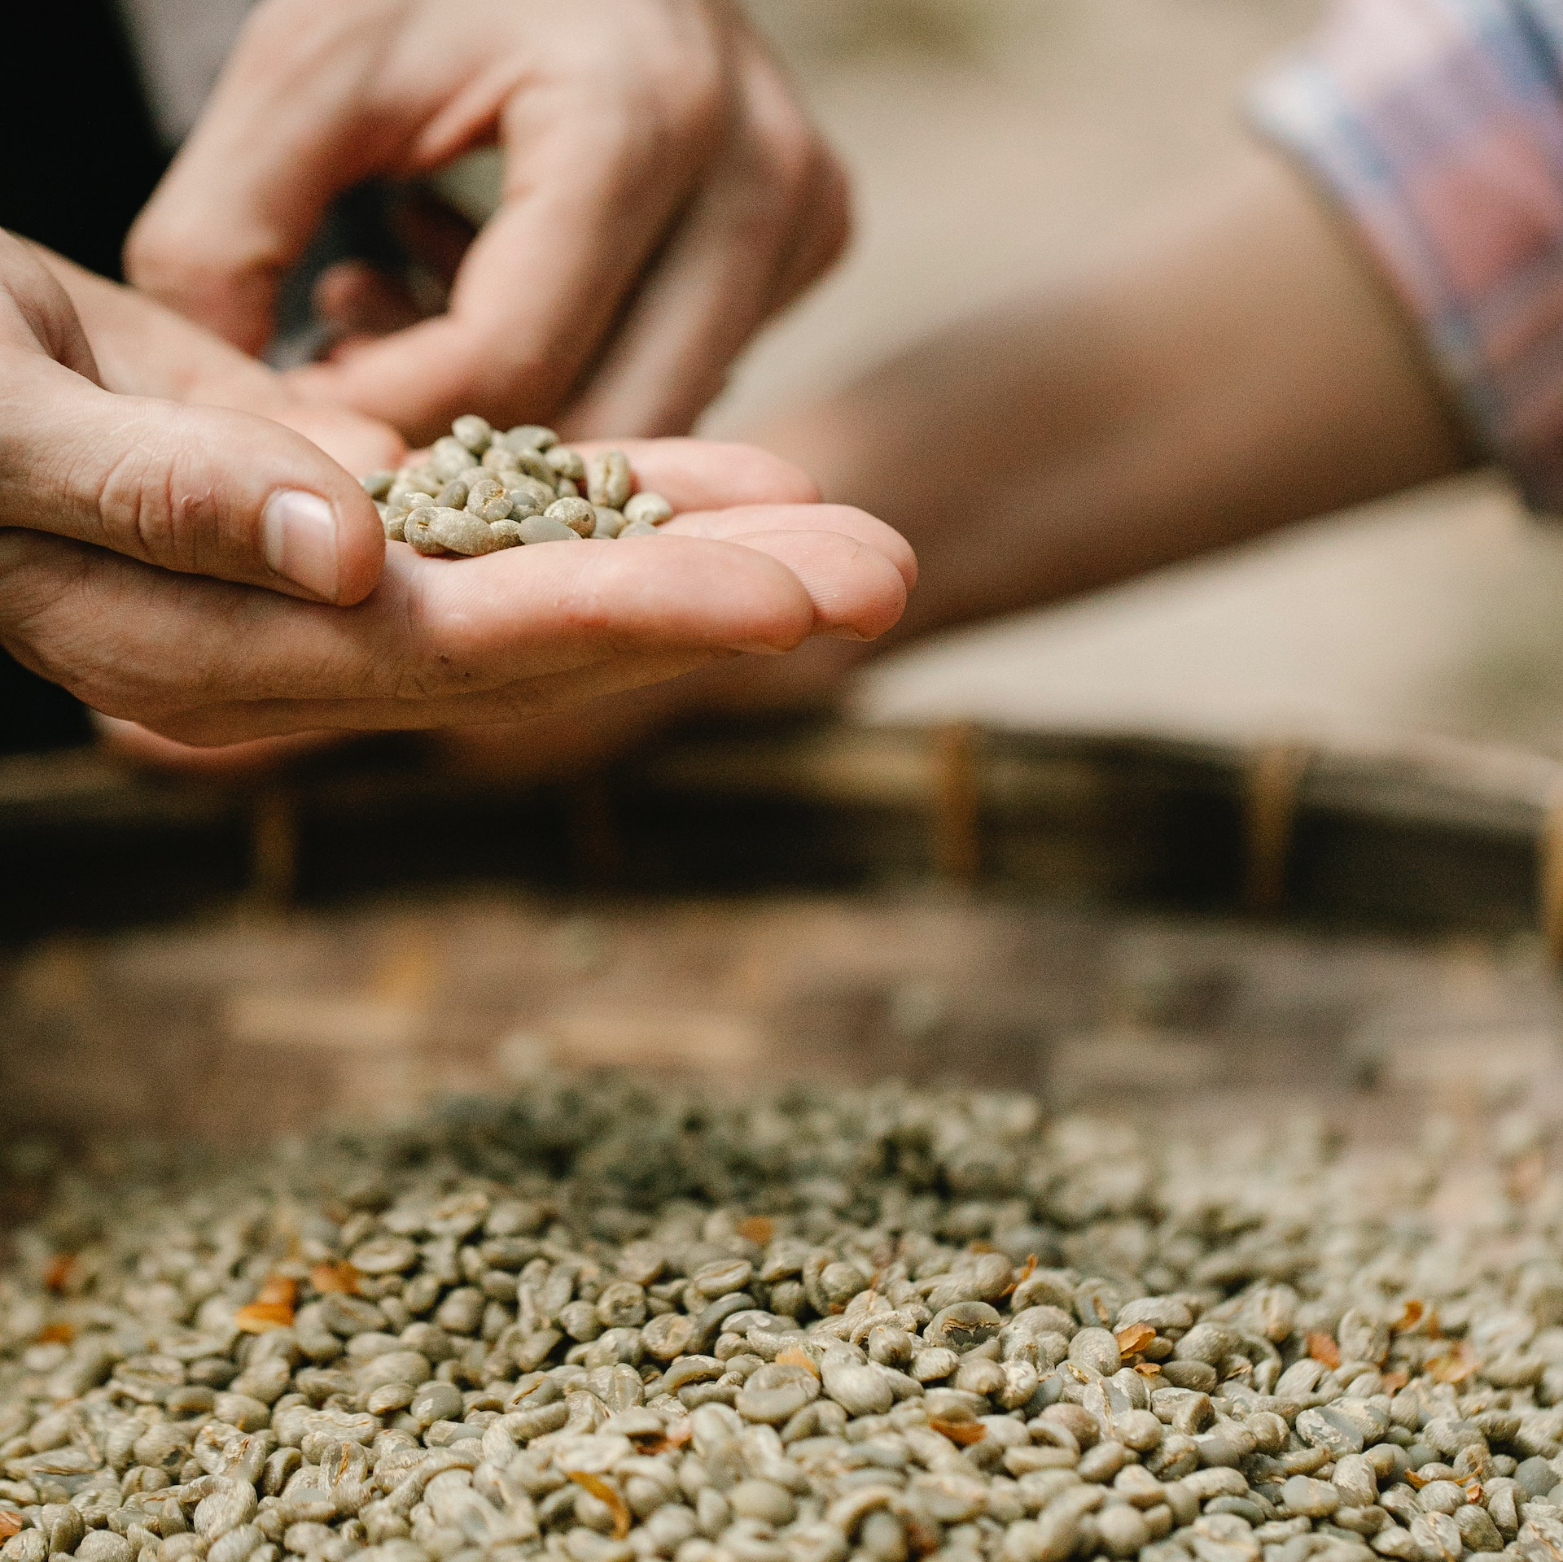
top-left (1250, 0), bottom-right (1563, 513)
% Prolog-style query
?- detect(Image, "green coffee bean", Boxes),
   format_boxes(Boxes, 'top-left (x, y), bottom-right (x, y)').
top-left (505, 425), bottom-right (558, 453)
top-left (403, 508), bottom-right (443, 555)
top-left (427, 507), bottom-right (500, 556)
top-left (545, 497), bottom-right (597, 538)
top-left (624, 492), bottom-right (673, 527)
top-left (512, 448), bottom-right (558, 485)
top-left (372, 417), bottom-right (676, 557)
top-left (546, 446), bottom-right (586, 483)
top-left (465, 477), bottom-right (514, 523)
top-left (483, 444), bottom-right (522, 475)
top-left (430, 438), bottom-right (472, 482)
top-left (587, 450), bottom-right (633, 510)
top-left (452, 415), bottom-right (493, 455)
top-left (519, 516), bottom-right (582, 544)
top-left (505, 476), bottom-right (555, 514)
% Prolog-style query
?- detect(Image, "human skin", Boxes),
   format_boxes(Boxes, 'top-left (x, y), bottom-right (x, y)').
top-left (758, 146), bottom-right (1469, 649)
top-left (409, 143), bottom-right (1476, 777)
top-left (0, 233), bottom-right (914, 748)
top-left (93, 143), bottom-right (1462, 772)
top-left (123, 0), bottom-right (849, 445)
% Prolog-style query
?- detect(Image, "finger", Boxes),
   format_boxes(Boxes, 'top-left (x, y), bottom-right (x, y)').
top-left (765, 123), bottom-right (853, 316)
top-left (269, 402), bottom-right (407, 477)
top-left (294, 72), bottom-right (729, 442)
top-left (314, 262), bottom-right (426, 343)
top-left (2, 234), bottom-right (102, 380)
top-left (565, 43), bottom-right (850, 437)
top-left (664, 501), bottom-right (917, 591)
top-left (123, 0), bottom-right (425, 353)
top-left (0, 356), bottom-right (385, 603)
top-left (390, 187), bottom-right (477, 292)
top-left (146, 649), bottom-right (719, 747)
top-left (24, 239), bottom-right (407, 480)
top-left (574, 437), bottom-right (821, 508)
top-left (0, 528), bottom-right (822, 735)
top-left (94, 713), bottom-right (347, 776)
top-left (691, 529), bottom-right (908, 641)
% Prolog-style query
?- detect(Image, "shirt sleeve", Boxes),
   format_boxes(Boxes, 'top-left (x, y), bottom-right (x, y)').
top-left (1250, 0), bottom-right (1563, 513)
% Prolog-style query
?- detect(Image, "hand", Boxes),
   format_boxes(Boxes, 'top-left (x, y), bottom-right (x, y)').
top-left (0, 231), bottom-right (390, 605)
top-left (7, 440), bottom-right (914, 746)
top-left (124, 0), bottom-right (851, 446)
top-left (36, 245), bottom-right (405, 480)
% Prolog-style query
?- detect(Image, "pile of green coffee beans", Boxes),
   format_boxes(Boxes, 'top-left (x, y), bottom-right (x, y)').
top-left (361, 419), bottom-right (675, 557)
top-left (7, 1076), bottom-right (1563, 1562)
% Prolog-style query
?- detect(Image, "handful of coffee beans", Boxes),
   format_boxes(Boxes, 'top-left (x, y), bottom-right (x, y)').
top-left (361, 416), bottom-right (674, 557)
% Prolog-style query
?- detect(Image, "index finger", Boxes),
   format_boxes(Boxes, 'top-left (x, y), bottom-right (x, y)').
top-left (663, 501), bottom-right (918, 592)
top-left (294, 80), bottom-right (721, 442)
top-left (573, 437), bottom-right (821, 509)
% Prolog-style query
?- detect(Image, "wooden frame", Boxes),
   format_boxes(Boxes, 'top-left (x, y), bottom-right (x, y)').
top-left (3, 723), bottom-right (1561, 946)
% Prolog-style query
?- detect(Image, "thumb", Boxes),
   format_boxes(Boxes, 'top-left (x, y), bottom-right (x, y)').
top-left (0, 353), bottom-right (385, 604)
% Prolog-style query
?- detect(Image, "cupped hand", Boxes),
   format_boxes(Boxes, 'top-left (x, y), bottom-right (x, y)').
top-left (0, 231), bottom-right (393, 605)
top-left (123, 0), bottom-right (850, 445)
top-left (8, 441), bottom-right (913, 746)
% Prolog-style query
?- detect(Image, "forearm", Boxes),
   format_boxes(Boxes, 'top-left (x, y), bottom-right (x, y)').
top-left (758, 146), bottom-right (1470, 643)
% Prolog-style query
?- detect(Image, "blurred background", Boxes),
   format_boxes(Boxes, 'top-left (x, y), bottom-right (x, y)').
top-left (706, 0), bottom-right (1563, 764)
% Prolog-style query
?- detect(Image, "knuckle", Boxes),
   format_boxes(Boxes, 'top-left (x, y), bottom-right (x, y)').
top-left (94, 445), bottom-right (188, 570)
top-left (811, 149), bottom-right (853, 263)
top-left (665, 54), bottom-right (730, 150)
top-left (91, 430), bottom-right (246, 581)
top-left (634, 13), bottom-right (732, 159)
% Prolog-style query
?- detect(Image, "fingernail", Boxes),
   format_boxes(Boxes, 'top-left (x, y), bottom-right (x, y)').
top-left (262, 490), bottom-right (339, 600)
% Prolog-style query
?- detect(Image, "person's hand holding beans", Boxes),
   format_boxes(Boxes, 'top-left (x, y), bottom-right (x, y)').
top-left (6, 435), bottom-right (912, 747)
top-left (0, 234), bottom-right (912, 745)
top-left (123, 0), bottom-right (851, 445)
top-left (0, 230), bottom-right (395, 606)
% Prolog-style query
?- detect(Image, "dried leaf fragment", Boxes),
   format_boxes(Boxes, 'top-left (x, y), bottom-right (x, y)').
top-left (42, 1255), bottom-right (78, 1294)
top-left (776, 1347), bottom-right (820, 1379)
top-left (257, 1274), bottom-right (298, 1308)
top-left (1426, 1344), bottom-right (1476, 1384)
top-left (929, 1418), bottom-right (986, 1446)
top-left (1306, 1332), bottom-right (1341, 1369)
top-left (1115, 1323), bottom-right (1156, 1357)
top-left (310, 1261), bottom-right (361, 1295)
top-left (0, 1511), bottom-right (22, 1541)
top-left (737, 1216), bottom-right (774, 1246)
top-left (569, 1472), bottom-right (631, 1539)
top-left (35, 1322), bottom-right (74, 1345)
top-left (1391, 1300), bottom-right (1425, 1334)
top-left (236, 1274), bottom-right (298, 1333)
top-left (235, 1302), bottom-right (293, 1333)
top-left (1003, 1254), bottom-right (1038, 1298)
